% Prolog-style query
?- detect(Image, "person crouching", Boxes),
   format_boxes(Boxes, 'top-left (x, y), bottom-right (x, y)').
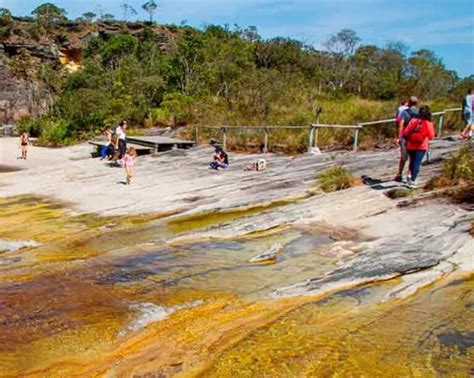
top-left (209, 147), bottom-right (229, 170)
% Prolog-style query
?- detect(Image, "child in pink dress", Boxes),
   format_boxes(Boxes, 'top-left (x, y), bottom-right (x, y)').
top-left (121, 147), bottom-right (137, 185)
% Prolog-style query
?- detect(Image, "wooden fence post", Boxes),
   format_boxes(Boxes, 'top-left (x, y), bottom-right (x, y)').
top-left (222, 127), bottom-right (227, 150)
top-left (263, 128), bottom-right (269, 153)
top-left (353, 127), bottom-right (360, 152)
top-left (194, 125), bottom-right (199, 144)
top-left (308, 126), bottom-right (315, 151)
top-left (437, 113), bottom-right (445, 137)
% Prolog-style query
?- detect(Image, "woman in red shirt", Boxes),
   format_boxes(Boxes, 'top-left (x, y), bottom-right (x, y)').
top-left (402, 106), bottom-right (435, 188)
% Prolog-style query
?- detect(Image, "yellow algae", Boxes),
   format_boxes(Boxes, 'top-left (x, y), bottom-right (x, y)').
top-left (1, 194), bottom-right (473, 377)
top-left (204, 275), bottom-right (474, 377)
top-left (167, 197), bottom-right (304, 234)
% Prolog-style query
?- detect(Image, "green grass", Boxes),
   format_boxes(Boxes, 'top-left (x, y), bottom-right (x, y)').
top-left (425, 144), bottom-right (474, 204)
top-left (187, 96), bottom-right (463, 154)
top-left (317, 166), bottom-right (358, 193)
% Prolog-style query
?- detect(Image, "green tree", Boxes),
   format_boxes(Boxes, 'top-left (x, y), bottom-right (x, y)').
top-left (142, 0), bottom-right (158, 22)
top-left (0, 7), bottom-right (13, 36)
top-left (31, 3), bottom-right (67, 25)
top-left (101, 13), bottom-right (115, 22)
top-left (403, 49), bottom-right (456, 99)
top-left (82, 12), bottom-right (96, 22)
top-left (101, 34), bottom-right (138, 68)
top-left (0, 8), bottom-right (13, 25)
top-left (324, 29), bottom-right (361, 90)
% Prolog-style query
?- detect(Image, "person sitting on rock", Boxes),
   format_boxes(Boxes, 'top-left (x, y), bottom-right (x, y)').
top-left (100, 128), bottom-right (115, 160)
top-left (209, 148), bottom-right (229, 170)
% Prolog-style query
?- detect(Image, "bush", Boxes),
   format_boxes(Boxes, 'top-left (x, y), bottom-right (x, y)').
top-left (38, 119), bottom-right (71, 145)
top-left (317, 166), bottom-right (358, 192)
top-left (425, 145), bottom-right (474, 204)
top-left (427, 145), bottom-right (474, 188)
top-left (160, 92), bottom-right (195, 126)
top-left (17, 117), bottom-right (43, 137)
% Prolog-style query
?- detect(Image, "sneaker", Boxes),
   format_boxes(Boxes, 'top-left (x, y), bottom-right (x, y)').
top-left (394, 175), bottom-right (403, 182)
top-left (408, 180), bottom-right (417, 189)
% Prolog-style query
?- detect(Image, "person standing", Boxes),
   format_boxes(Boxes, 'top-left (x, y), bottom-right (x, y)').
top-left (403, 106), bottom-right (435, 189)
top-left (395, 100), bottom-right (409, 125)
top-left (461, 89), bottom-right (474, 139)
top-left (395, 96), bottom-right (419, 182)
top-left (115, 120), bottom-right (128, 159)
top-left (19, 132), bottom-right (30, 160)
top-left (121, 147), bottom-right (137, 185)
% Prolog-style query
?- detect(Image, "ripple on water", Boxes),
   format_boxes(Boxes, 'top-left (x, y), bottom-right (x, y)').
top-left (0, 239), bottom-right (40, 253)
top-left (118, 300), bottom-right (204, 336)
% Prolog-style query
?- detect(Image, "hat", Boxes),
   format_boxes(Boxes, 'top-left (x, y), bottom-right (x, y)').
top-left (409, 96), bottom-right (418, 103)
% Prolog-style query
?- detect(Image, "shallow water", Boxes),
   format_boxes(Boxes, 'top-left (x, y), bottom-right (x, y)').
top-left (0, 195), bottom-right (472, 376)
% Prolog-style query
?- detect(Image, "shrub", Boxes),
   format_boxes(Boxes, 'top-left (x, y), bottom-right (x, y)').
top-left (425, 145), bottom-right (474, 204)
top-left (317, 166), bottom-right (358, 192)
top-left (17, 117), bottom-right (43, 136)
top-left (38, 119), bottom-right (71, 145)
top-left (426, 145), bottom-right (474, 188)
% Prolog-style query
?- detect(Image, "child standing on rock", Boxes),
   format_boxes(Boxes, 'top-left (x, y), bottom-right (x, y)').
top-left (19, 132), bottom-right (30, 160)
top-left (121, 147), bottom-right (137, 185)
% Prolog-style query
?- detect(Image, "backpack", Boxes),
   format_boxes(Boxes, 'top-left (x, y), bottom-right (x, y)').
top-left (403, 107), bottom-right (418, 127)
top-left (407, 120), bottom-right (427, 144)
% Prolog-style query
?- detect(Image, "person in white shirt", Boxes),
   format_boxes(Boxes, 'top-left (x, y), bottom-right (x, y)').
top-left (115, 120), bottom-right (128, 159)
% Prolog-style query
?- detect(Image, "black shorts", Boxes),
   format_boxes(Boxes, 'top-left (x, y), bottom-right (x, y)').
top-left (118, 139), bottom-right (126, 156)
top-left (21, 142), bottom-right (27, 146)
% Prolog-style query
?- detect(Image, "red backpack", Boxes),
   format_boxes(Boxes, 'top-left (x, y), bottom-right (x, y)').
top-left (407, 120), bottom-right (428, 144)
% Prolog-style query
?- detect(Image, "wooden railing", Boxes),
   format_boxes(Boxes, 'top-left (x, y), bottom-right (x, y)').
top-left (194, 108), bottom-right (462, 153)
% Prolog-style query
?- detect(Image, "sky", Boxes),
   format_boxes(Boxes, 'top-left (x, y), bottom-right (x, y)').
top-left (1, 0), bottom-right (473, 77)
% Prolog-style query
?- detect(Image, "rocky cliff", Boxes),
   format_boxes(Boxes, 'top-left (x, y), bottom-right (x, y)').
top-left (0, 19), bottom-right (173, 125)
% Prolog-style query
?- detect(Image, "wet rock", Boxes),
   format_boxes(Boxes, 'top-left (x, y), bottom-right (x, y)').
top-left (249, 243), bottom-right (284, 264)
top-left (0, 238), bottom-right (40, 252)
top-left (270, 211), bottom-right (473, 300)
top-left (320, 241), bottom-right (356, 259)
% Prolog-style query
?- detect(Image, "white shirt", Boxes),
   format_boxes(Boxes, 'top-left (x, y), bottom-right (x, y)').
top-left (116, 126), bottom-right (126, 140)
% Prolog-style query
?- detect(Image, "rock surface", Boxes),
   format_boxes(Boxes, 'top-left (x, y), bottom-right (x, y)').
top-left (0, 136), bottom-right (472, 302)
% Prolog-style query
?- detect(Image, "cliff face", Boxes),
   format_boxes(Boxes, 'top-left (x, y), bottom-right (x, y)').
top-left (0, 19), bottom-right (173, 125)
top-left (0, 61), bottom-right (51, 125)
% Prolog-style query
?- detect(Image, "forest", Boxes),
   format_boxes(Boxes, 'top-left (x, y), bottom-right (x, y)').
top-left (0, 3), bottom-right (473, 150)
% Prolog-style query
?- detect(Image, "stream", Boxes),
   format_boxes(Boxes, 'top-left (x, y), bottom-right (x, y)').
top-left (0, 195), bottom-right (472, 377)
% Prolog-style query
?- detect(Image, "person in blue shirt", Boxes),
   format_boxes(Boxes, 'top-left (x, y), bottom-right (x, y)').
top-left (461, 89), bottom-right (474, 139)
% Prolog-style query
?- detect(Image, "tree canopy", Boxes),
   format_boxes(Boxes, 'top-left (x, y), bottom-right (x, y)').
top-left (1, 3), bottom-right (470, 146)
top-left (31, 3), bottom-right (67, 25)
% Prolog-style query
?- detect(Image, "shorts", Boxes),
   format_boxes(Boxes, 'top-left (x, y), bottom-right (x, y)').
top-left (463, 111), bottom-right (473, 126)
top-left (118, 139), bottom-right (127, 157)
top-left (399, 137), bottom-right (408, 161)
top-left (21, 142), bottom-right (27, 146)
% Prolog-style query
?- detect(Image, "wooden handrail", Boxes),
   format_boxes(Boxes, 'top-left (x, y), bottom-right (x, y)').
top-left (193, 107), bottom-right (462, 153)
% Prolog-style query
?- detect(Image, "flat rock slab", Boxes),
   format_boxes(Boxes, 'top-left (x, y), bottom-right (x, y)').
top-left (0, 137), bottom-right (466, 216)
